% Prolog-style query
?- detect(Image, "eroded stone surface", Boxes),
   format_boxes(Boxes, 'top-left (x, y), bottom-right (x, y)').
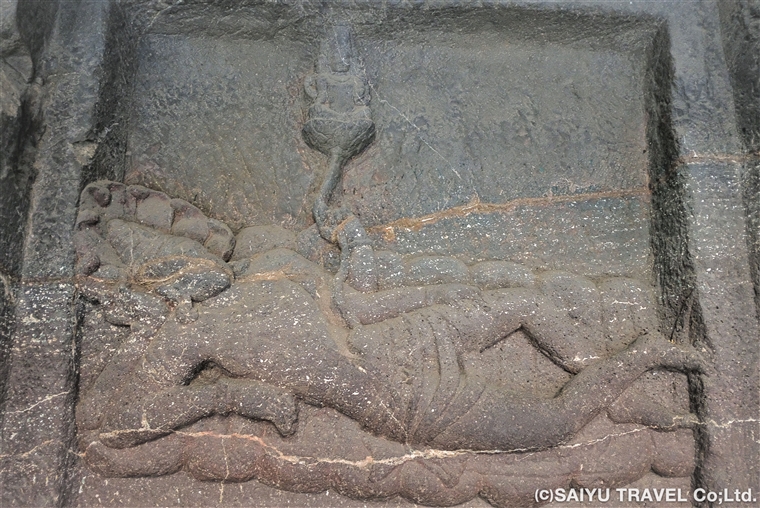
top-left (70, 176), bottom-right (702, 506)
top-left (1, 1), bottom-right (759, 507)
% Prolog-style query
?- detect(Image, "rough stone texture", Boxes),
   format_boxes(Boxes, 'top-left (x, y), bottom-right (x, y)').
top-left (719, 0), bottom-right (760, 153)
top-left (718, 0), bottom-right (760, 319)
top-left (69, 181), bottom-right (697, 504)
top-left (0, 0), bottom-right (33, 414)
top-left (124, 8), bottom-right (654, 233)
top-left (1, 0), bottom-right (758, 507)
top-left (1, 0), bottom-right (108, 506)
top-left (0, 283), bottom-right (78, 506)
top-left (684, 160), bottom-right (760, 493)
top-left (1, 0), bottom-right (23, 158)
top-left (0, 272), bottom-right (13, 417)
top-left (0, 0), bottom-right (32, 189)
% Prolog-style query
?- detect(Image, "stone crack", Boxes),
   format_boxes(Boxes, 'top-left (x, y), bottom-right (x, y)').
top-left (367, 81), bottom-right (462, 181)
top-left (5, 392), bottom-right (69, 414)
top-left (148, 416), bottom-right (759, 472)
top-left (0, 439), bottom-right (55, 460)
top-left (367, 188), bottom-right (649, 235)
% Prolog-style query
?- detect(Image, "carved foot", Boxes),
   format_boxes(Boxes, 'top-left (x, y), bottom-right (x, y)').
top-left (216, 377), bottom-right (299, 437)
top-left (629, 332), bottom-right (708, 374)
top-left (608, 402), bottom-right (700, 430)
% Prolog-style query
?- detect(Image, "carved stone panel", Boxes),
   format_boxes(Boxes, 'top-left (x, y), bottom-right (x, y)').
top-left (1, 1), bottom-right (758, 507)
top-left (74, 12), bottom-right (702, 506)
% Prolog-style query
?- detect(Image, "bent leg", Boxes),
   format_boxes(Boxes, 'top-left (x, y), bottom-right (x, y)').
top-left (101, 315), bottom-right (407, 447)
top-left (100, 376), bottom-right (299, 448)
top-left (427, 333), bottom-right (703, 451)
top-left (480, 289), bottom-right (609, 373)
top-left (97, 315), bottom-right (219, 447)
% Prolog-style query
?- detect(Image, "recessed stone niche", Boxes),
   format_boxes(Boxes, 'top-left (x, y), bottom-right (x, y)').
top-left (125, 6), bottom-right (658, 276)
top-left (1, 1), bottom-right (757, 507)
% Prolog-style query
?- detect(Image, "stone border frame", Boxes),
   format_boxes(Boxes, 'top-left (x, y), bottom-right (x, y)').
top-left (1, 0), bottom-right (758, 505)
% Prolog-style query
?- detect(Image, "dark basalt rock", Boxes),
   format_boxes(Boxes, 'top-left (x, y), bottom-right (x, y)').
top-left (1, 1), bottom-right (758, 507)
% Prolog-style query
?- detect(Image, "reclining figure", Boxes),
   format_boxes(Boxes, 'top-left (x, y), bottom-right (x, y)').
top-left (75, 181), bottom-right (703, 455)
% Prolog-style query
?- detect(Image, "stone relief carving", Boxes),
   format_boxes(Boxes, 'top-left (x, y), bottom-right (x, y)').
top-left (72, 26), bottom-right (706, 507)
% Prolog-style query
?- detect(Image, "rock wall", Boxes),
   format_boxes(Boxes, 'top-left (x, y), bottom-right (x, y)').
top-left (1, 1), bottom-right (758, 506)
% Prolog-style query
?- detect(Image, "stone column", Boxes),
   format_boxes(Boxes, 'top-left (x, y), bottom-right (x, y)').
top-left (0, 0), bottom-right (109, 505)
